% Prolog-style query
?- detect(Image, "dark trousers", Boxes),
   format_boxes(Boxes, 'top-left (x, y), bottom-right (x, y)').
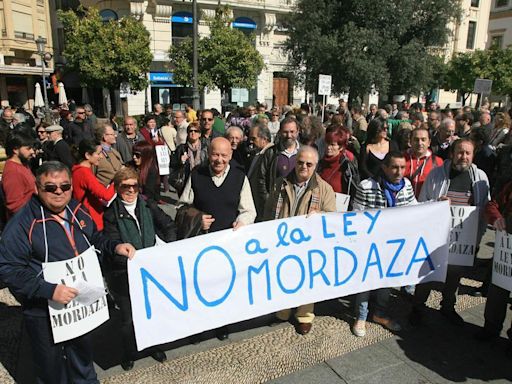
top-left (413, 266), bottom-right (463, 310)
top-left (24, 315), bottom-right (98, 384)
top-left (483, 283), bottom-right (511, 337)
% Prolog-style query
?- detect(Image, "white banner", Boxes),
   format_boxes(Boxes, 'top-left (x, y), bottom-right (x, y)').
top-left (155, 145), bottom-right (170, 176)
top-left (448, 205), bottom-right (479, 266)
top-left (128, 201), bottom-right (450, 350)
top-left (492, 231), bottom-right (512, 291)
top-left (43, 247), bottom-right (109, 343)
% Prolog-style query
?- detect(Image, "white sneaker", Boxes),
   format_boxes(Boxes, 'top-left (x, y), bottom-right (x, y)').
top-left (352, 320), bottom-right (366, 337)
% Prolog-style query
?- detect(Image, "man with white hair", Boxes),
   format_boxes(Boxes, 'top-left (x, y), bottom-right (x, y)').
top-left (46, 124), bottom-right (73, 169)
top-left (265, 145), bottom-right (336, 335)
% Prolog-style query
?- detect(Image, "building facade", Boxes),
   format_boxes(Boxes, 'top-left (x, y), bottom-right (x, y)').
top-left (75, 0), bottom-right (302, 116)
top-left (487, 0), bottom-right (512, 49)
top-left (0, 0), bottom-right (54, 108)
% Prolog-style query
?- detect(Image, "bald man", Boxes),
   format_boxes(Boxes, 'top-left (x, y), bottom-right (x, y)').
top-left (178, 137), bottom-right (256, 340)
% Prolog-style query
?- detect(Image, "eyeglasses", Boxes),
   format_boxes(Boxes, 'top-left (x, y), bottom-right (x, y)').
top-left (119, 183), bottom-right (139, 191)
top-left (39, 183), bottom-right (72, 193)
top-left (188, 129), bottom-right (199, 133)
top-left (133, 152), bottom-right (141, 158)
top-left (296, 160), bottom-right (316, 168)
top-left (201, 118), bottom-right (213, 122)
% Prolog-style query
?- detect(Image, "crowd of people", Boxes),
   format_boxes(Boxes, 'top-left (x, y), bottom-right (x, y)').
top-left (0, 98), bottom-right (511, 383)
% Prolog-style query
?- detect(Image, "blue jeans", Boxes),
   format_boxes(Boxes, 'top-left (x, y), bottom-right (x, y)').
top-left (354, 288), bottom-right (391, 321)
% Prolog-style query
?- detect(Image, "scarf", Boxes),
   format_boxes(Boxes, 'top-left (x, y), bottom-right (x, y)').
top-left (382, 178), bottom-right (405, 207)
top-left (187, 141), bottom-right (202, 170)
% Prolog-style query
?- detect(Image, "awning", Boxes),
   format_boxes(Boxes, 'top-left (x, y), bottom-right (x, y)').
top-left (172, 12), bottom-right (193, 24)
top-left (232, 17), bottom-right (257, 29)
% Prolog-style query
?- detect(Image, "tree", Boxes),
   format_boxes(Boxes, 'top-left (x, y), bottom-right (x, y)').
top-left (168, 6), bottom-right (265, 99)
top-left (443, 47), bottom-right (512, 105)
top-left (58, 7), bottom-right (152, 115)
top-left (285, 0), bottom-right (462, 103)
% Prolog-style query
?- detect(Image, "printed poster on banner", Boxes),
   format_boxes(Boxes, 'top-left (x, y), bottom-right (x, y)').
top-left (492, 231), bottom-right (512, 291)
top-left (448, 205), bottom-right (479, 266)
top-left (128, 201), bottom-right (451, 350)
top-left (155, 145), bottom-right (170, 176)
top-left (43, 247), bottom-right (109, 343)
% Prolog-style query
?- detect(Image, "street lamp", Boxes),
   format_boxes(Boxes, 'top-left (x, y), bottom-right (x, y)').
top-left (35, 37), bottom-right (52, 121)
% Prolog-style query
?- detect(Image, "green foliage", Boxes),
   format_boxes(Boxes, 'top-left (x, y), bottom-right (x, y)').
top-left (58, 7), bottom-right (152, 91)
top-left (444, 47), bottom-right (512, 103)
top-left (168, 5), bottom-right (265, 94)
top-left (285, 0), bottom-right (462, 101)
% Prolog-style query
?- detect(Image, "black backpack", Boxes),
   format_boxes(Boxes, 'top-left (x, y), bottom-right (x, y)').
top-left (340, 155), bottom-right (360, 200)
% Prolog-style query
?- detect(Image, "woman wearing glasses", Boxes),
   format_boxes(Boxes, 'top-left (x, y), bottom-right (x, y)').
top-left (131, 141), bottom-right (161, 202)
top-left (71, 139), bottom-right (115, 230)
top-left (170, 121), bottom-right (208, 196)
top-left (103, 167), bottom-right (176, 371)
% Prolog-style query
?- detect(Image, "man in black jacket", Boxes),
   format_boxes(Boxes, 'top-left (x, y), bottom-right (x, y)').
top-left (46, 124), bottom-right (74, 169)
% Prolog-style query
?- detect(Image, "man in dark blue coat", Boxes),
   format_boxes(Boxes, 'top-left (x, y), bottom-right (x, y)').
top-left (0, 161), bottom-right (135, 384)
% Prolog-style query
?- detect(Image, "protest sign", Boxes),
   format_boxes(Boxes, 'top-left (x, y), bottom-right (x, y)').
top-left (492, 231), bottom-right (512, 291)
top-left (448, 205), bottom-right (479, 266)
top-left (155, 145), bottom-right (170, 175)
top-left (43, 247), bottom-right (109, 343)
top-left (128, 201), bottom-right (450, 350)
top-left (335, 193), bottom-right (350, 212)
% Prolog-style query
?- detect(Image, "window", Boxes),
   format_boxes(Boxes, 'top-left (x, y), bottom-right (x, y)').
top-left (466, 21), bottom-right (476, 49)
top-left (491, 35), bottom-right (504, 48)
top-left (100, 9), bottom-right (118, 22)
top-left (471, 0), bottom-right (479, 6)
top-left (171, 12), bottom-right (193, 46)
top-left (496, 0), bottom-right (508, 7)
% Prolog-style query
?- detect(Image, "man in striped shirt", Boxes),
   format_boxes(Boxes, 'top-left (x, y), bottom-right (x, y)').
top-left (410, 138), bottom-right (490, 326)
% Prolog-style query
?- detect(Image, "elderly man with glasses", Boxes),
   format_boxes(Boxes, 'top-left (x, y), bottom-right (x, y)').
top-left (264, 145), bottom-right (336, 335)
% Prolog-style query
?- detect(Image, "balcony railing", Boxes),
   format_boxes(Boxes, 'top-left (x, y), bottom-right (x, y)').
top-left (14, 31), bottom-right (35, 40)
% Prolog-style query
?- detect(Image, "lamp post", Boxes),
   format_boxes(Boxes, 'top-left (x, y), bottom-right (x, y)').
top-left (35, 37), bottom-right (52, 121)
top-left (191, 0), bottom-right (200, 110)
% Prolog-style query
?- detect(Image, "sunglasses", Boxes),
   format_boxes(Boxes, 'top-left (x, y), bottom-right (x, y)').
top-left (37, 130), bottom-right (46, 134)
top-left (39, 183), bottom-right (72, 193)
top-left (296, 160), bottom-right (316, 168)
top-left (133, 152), bottom-right (141, 158)
top-left (188, 129), bottom-right (200, 133)
top-left (119, 183), bottom-right (139, 191)
top-left (201, 118), bottom-right (213, 122)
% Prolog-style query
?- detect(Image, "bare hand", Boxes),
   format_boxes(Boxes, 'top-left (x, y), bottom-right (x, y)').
top-left (438, 195), bottom-right (450, 202)
top-left (306, 210), bottom-right (319, 218)
top-left (232, 221), bottom-right (244, 231)
top-left (181, 153), bottom-right (189, 163)
top-left (202, 215), bottom-right (215, 231)
top-left (115, 243), bottom-right (136, 259)
top-left (494, 217), bottom-right (506, 231)
top-left (52, 284), bottom-right (78, 305)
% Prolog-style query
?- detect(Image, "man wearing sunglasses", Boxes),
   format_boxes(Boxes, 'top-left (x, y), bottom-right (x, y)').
top-left (199, 109), bottom-right (222, 145)
top-left (0, 161), bottom-right (136, 384)
top-left (265, 145), bottom-right (336, 335)
top-left (68, 106), bottom-right (95, 145)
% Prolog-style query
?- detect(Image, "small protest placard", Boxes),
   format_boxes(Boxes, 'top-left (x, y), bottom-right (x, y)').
top-left (448, 205), bottom-right (479, 266)
top-left (492, 231), bottom-right (512, 291)
top-left (335, 193), bottom-right (350, 212)
top-left (43, 247), bottom-right (109, 343)
top-left (155, 145), bottom-right (170, 176)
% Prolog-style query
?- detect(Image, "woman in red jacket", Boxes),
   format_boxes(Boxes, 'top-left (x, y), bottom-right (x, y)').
top-left (72, 139), bottom-right (115, 230)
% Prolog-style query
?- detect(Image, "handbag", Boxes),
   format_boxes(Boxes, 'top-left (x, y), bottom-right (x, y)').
top-left (170, 167), bottom-right (186, 194)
